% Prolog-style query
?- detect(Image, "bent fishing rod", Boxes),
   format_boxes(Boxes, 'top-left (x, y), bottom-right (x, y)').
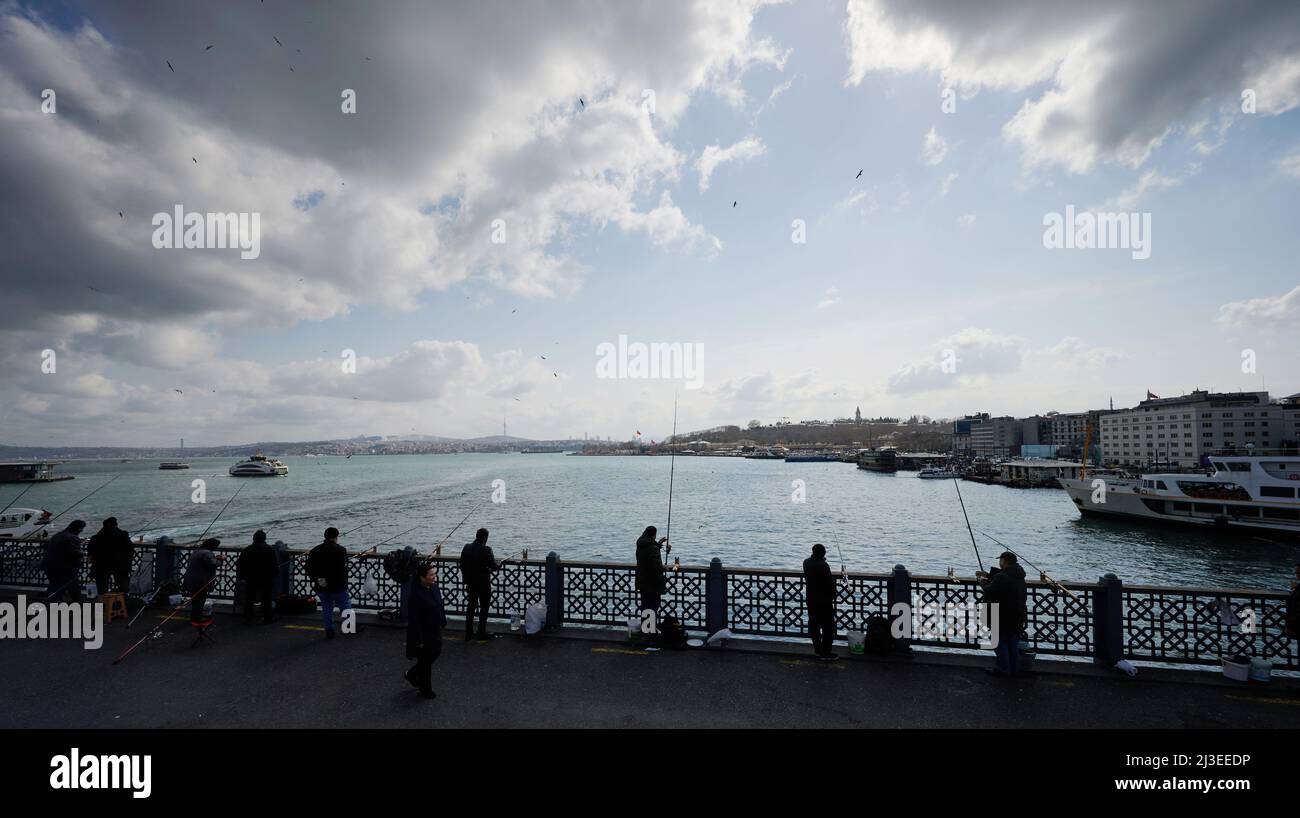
top-left (24, 474), bottom-right (122, 538)
top-left (664, 392), bottom-right (678, 556)
top-left (973, 527), bottom-right (1079, 602)
top-left (0, 481), bottom-right (37, 516)
top-left (191, 482), bottom-right (246, 544)
top-left (427, 495), bottom-right (492, 557)
top-left (951, 478), bottom-right (984, 575)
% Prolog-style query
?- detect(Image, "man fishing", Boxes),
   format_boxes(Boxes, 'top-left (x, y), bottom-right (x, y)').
top-left (236, 529), bottom-right (279, 624)
top-left (459, 528), bottom-right (500, 642)
top-left (802, 543), bottom-right (838, 661)
top-left (87, 516), bottom-right (134, 595)
top-left (182, 538), bottom-right (224, 623)
top-left (976, 551), bottom-right (1028, 676)
top-left (635, 525), bottom-right (669, 617)
top-left (306, 527), bottom-right (352, 640)
top-left (41, 520), bottom-right (86, 602)
top-left (405, 561), bottom-right (447, 699)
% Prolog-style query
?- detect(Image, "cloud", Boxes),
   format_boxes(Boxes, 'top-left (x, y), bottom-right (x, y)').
top-left (920, 126), bottom-right (948, 165)
top-left (1036, 337), bottom-right (1127, 369)
top-left (844, 0), bottom-right (1300, 173)
top-left (816, 287), bottom-right (841, 308)
top-left (696, 136), bottom-right (766, 192)
top-left (1279, 151), bottom-right (1300, 180)
top-left (1217, 285), bottom-right (1300, 327)
top-left (886, 328), bottom-right (1024, 395)
top-left (939, 172), bottom-right (957, 198)
top-left (1098, 168), bottom-right (1185, 210)
top-left (956, 213), bottom-right (975, 227)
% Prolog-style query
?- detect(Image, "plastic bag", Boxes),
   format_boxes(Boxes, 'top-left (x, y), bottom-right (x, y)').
top-left (361, 572), bottom-right (378, 597)
top-left (524, 602), bottom-right (546, 634)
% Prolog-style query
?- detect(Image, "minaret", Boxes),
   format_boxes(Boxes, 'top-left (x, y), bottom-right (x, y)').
top-left (855, 406), bottom-right (861, 423)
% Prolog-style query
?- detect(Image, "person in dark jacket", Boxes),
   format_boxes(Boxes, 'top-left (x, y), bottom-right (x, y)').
top-left (305, 527), bottom-right (351, 639)
top-left (405, 561), bottom-right (447, 699)
top-left (459, 528), bottom-right (500, 641)
top-left (236, 529), bottom-right (279, 624)
top-left (803, 543), bottom-right (838, 661)
top-left (1286, 563), bottom-right (1300, 641)
top-left (42, 520), bottom-right (86, 602)
top-left (977, 551), bottom-right (1028, 675)
top-left (181, 538), bottom-right (224, 623)
top-left (635, 525), bottom-right (669, 617)
top-left (86, 517), bottom-right (133, 595)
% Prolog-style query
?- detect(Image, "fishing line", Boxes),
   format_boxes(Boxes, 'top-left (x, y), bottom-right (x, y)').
top-left (951, 478), bottom-right (983, 574)
top-left (0, 482), bottom-right (37, 516)
top-left (973, 527), bottom-right (1078, 601)
top-left (28, 474), bottom-right (122, 537)
top-left (665, 392), bottom-right (678, 556)
top-left (193, 482), bottom-right (246, 543)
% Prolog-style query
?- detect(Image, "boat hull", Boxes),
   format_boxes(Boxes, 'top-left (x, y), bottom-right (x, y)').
top-left (1059, 477), bottom-right (1300, 539)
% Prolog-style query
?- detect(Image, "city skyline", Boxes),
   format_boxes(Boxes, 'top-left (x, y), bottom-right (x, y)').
top-left (2, 1), bottom-right (1299, 447)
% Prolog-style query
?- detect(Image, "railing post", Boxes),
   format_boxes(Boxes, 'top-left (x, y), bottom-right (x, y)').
top-left (1092, 573), bottom-right (1123, 666)
top-left (399, 546), bottom-right (413, 619)
top-left (545, 551), bottom-right (562, 630)
top-left (887, 564), bottom-right (912, 655)
top-left (272, 541), bottom-right (290, 598)
top-left (706, 558), bottom-right (726, 635)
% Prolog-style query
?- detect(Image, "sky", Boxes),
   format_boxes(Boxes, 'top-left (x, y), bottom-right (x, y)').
top-left (1, 0), bottom-right (1299, 446)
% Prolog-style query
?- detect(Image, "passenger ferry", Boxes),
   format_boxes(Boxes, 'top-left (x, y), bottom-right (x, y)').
top-left (0, 508), bottom-right (53, 540)
top-left (1059, 452), bottom-right (1300, 536)
top-left (856, 448), bottom-right (898, 473)
top-left (916, 467), bottom-right (958, 479)
top-left (229, 452), bottom-right (289, 477)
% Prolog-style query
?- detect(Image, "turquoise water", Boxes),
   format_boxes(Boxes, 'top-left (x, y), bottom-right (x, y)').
top-left (4, 454), bottom-right (1297, 590)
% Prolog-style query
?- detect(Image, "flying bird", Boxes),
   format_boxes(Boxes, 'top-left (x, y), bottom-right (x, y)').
top-left (205, 45), bottom-right (213, 51)
top-left (856, 169), bottom-right (863, 179)
top-left (173, 389), bottom-right (183, 395)
top-left (732, 201), bottom-right (737, 208)
top-left (289, 66), bottom-right (295, 72)
top-left (540, 355), bottom-right (546, 360)
top-left (579, 98), bottom-right (585, 108)
top-left (166, 60), bottom-right (175, 72)
top-left (192, 157), bottom-right (197, 163)
top-left (87, 285), bottom-right (103, 293)
top-left (118, 212), bottom-right (123, 219)
top-left (273, 35), bottom-right (283, 47)
top-left (553, 373), bottom-right (558, 378)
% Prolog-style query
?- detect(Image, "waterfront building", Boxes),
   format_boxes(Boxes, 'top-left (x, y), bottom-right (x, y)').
top-left (970, 415), bottom-right (1022, 459)
top-left (1098, 390), bottom-right (1287, 468)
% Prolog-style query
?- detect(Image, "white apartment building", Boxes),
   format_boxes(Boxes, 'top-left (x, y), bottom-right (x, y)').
top-left (1099, 391), bottom-right (1282, 467)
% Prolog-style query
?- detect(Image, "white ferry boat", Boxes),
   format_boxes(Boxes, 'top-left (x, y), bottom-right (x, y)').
top-left (1059, 453), bottom-right (1300, 536)
top-left (916, 467), bottom-right (958, 479)
top-left (0, 508), bottom-right (53, 540)
top-left (229, 452), bottom-right (289, 477)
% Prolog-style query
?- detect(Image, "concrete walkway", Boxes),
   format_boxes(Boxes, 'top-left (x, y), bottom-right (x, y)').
top-left (3, 596), bottom-right (1299, 729)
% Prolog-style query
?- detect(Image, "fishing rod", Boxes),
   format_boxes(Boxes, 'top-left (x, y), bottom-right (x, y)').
top-left (973, 527), bottom-right (1078, 602)
top-left (427, 495), bottom-right (491, 557)
top-left (113, 569), bottom-right (226, 665)
top-left (0, 481), bottom-right (37, 516)
top-left (342, 518), bottom-right (380, 537)
top-left (191, 482), bottom-right (246, 544)
top-left (951, 478), bottom-right (984, 575)
top-left (835, 543), bottom-right (847, 580)
top-left (25, 474), bottom-right (122, 538)
top-left (664, 392), bottom-right (678, 556)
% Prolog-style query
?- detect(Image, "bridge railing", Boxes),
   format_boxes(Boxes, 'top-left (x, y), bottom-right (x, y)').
top-left (0, 541), bottom-right (1293, 668)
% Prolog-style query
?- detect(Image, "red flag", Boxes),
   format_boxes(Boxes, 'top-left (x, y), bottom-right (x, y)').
top-left (1146, 390), bottom-right (1159, 400)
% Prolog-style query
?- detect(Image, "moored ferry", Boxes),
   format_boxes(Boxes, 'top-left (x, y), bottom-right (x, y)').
top-left (856, 448), bottom-right (898, 473)
top-left (0, 508), bottom-right (53, 540)
top-left (229, 452), bottom-right (289, 477)
top-left (1059, 452), bottom-right (1300, 536)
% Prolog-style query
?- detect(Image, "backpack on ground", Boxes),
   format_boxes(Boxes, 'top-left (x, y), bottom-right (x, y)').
top-left (864, 614), bottom-right (894, 655)
top-left (655, 615), bottom-right (689, 648)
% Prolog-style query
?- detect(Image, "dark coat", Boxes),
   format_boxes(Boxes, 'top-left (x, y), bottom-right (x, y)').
top-left (181, 546), bottom-right (219, 594)
top-left (236, 540), bottom-right (279, 586)
top-left (459, 539), bottom-right (499, 587)
top-left (41, 529), bottom-right (83, 577)
top-left (635, 533), bottom-right (666, 594)
top-left (406, 581), bottom-right (447, 659)
top-left (305, 540), bottom-right (348, 593)
top-left (803, 554), bottom-right (835, 610)
top-left (981, 563), bottom-right (1028, 636)
top-left (87, 525), bottom-right (133, 572)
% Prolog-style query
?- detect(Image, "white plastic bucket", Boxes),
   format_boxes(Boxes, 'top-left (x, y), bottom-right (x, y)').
top-left (1222, 657), bottom-right (1250, 681)
top-left (847, 631), bottom-right (865, 655)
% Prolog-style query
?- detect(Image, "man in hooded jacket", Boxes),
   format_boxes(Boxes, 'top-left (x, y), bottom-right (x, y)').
top-left (87, 517), bottom-right (133, 595)
top-left (42, 520), bottom-right (86, 602)
top-left (236, 529), bottom-right (279, 623)
top-left (635, 525), bottom-right (668, 618)
top-left (977, 551), bottom-right (1028, 675)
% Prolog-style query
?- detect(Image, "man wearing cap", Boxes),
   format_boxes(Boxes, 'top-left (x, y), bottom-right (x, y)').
top-left (977, 551), bottom-right (1028, 675)
top-left (236, 529), bottom-right (279, 624)
top-left (42, 520), bottom-right (87, 602)
top-left (803, 543), bottom-right (838, 661)
top-left (182, 538), bottom-right (225, 623)
top-left (306, 526), bottom-right (352, 639)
